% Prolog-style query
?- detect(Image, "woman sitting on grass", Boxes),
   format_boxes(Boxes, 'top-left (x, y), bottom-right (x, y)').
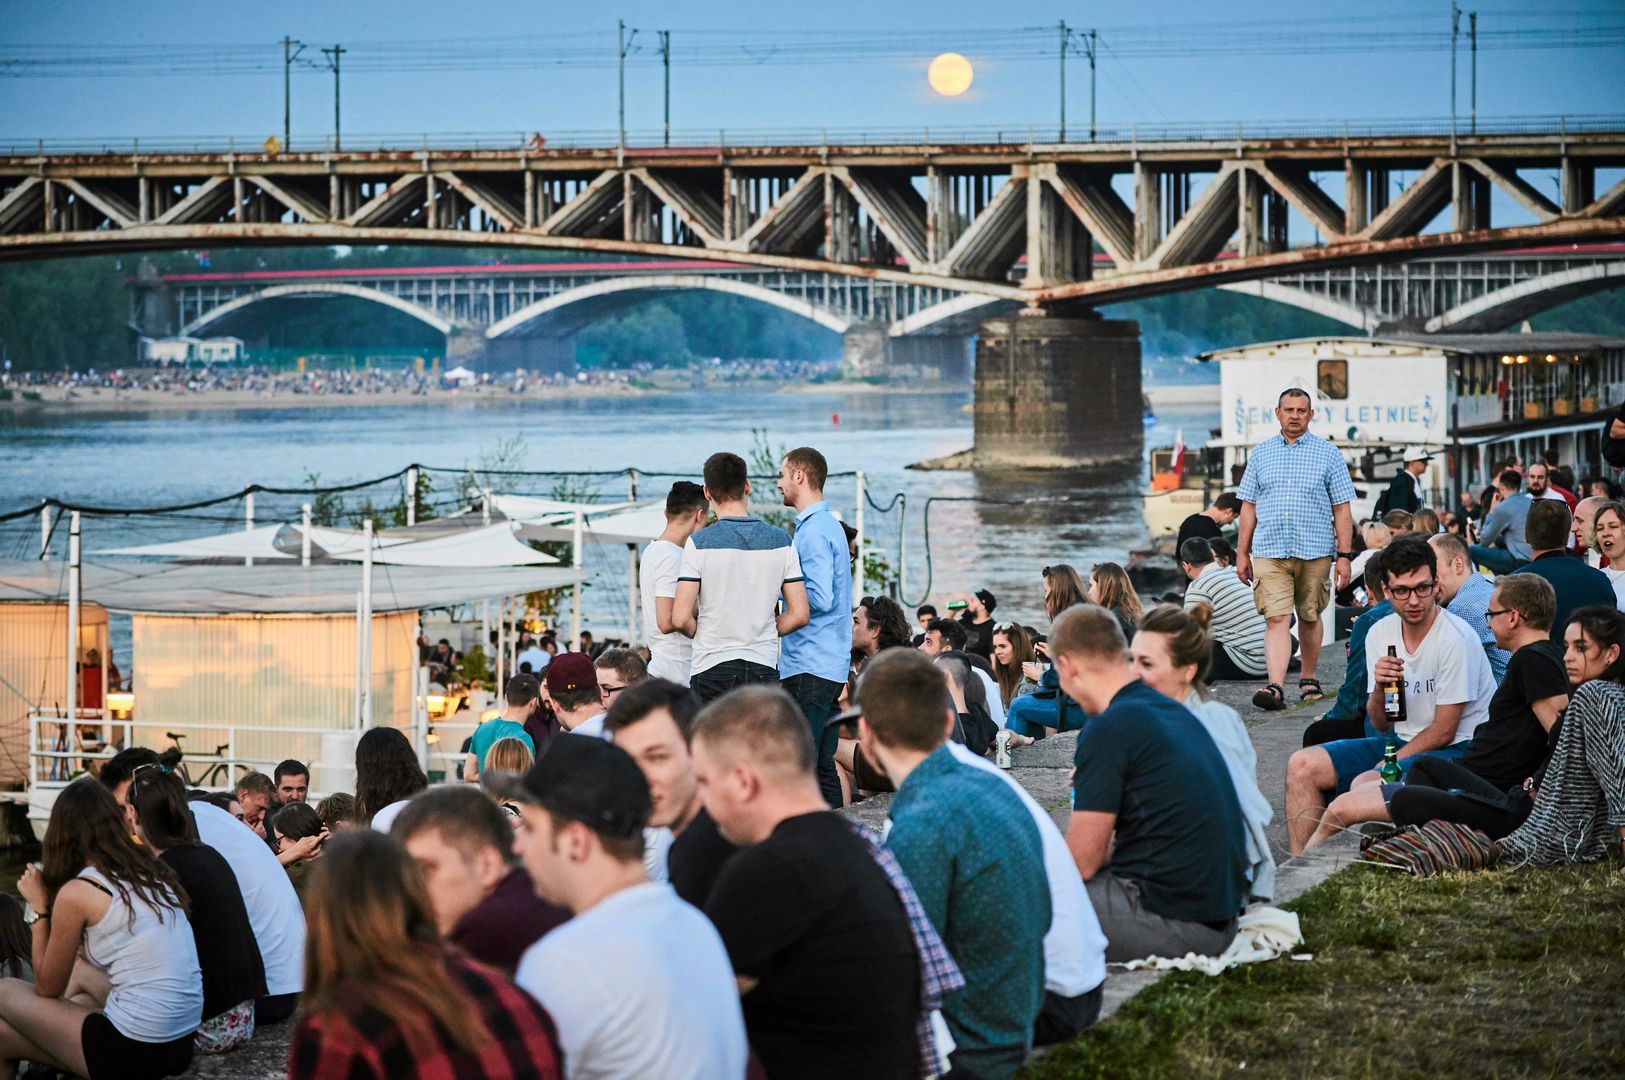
top-left (1366, 605), bottom-right (1625, 874)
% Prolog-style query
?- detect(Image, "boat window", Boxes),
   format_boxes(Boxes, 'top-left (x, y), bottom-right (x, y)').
top-left (1317, 359), bottom-right (1348, 400)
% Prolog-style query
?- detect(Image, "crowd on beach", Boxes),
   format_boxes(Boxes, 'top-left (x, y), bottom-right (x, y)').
top-left (0, 365), bottom-right (646, 401)
top-left (3, 398), bottom-right (1624, 1080)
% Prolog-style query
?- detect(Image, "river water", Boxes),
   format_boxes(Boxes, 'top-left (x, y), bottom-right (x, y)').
top-left (1, 386), bottom-right (1216, 630)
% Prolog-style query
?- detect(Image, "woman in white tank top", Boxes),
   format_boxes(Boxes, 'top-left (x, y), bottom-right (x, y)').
top-left (2, 778), bottom-right (203, 1080)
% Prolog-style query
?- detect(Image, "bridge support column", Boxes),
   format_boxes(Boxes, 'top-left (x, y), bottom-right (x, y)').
top-left (973, 310), bottom-right (1142, 468)
top-left (486, 335), bottom-right (576, 376)
top-left (446, 329), bottom-right (488, 373)
top-left (842, 321), bottom-right (889, 380)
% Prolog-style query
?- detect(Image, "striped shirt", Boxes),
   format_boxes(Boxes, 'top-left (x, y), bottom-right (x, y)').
top-left (1236, 431), bottom-right (1357, 560)
top-left (1183, 563), bottom-right (1267, 677)
top-left (679, 516), bottom-right (803, 676)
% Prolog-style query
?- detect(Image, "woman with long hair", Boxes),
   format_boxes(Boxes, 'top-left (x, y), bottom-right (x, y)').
top-left (288, 829), bottom-right (562, 1080)
top-left (270, 802), bottom-right (329, 905)
top-left (1089, 562), bottom-right (1142, 642)
top-left (1, 778), bottom-right (202, 1080)
top-left (1008, 565), bottom-right (1094, 742)
top-left (1365, 605), bottom-right (1625, 875)
top-left (991, 622), bottom-right (1038, 708)
top-left (1130, 604), bottom-right (1277, 900)
top-left (355, 726), bottom-right (428, 833)
top-left (128, 750), bottom-right (266, 1054)
top-left (1041, 564), bottom-right (1089, 622)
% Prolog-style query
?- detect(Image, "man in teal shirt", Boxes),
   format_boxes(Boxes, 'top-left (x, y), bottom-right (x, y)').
top-left (856, 649), bottom-right (1049, 1080)
top-left (464, 673), bottom-right (538, 781)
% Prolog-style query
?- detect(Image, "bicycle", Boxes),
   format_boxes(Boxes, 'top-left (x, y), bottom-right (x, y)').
top-left (164, 731), bottom-right (236, 788)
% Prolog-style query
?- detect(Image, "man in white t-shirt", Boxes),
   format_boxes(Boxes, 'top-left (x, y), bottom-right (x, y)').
top-left (1285, 535), bottom-right (1495, 853)
top-left (672, 452), bottom-right (808, 705)
top-left (502, 735), bottom-right (746, 1080)
top-left (640, 481), bottom-right (709, 685)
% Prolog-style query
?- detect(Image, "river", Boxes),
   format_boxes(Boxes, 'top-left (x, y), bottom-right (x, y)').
top-left (1, 385), bottom-right (1217, 631)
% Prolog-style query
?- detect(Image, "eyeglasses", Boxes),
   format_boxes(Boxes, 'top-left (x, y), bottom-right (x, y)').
top-left (1485, 607), bottom-right (1511, 620)
top-left (1387, 581), bottom-right (1437, 601)
top-left (994, 621), bottom-right (1016, 631)
top-left (601, 683), bottom-right (627, 697)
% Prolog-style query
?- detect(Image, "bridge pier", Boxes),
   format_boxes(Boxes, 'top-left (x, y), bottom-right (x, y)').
top-left (972, 310), bottom-right (1143, 468)
top-left (843, 322), bottom-right (971, 382)
top-left (485, 335), bottom-right (576, 376)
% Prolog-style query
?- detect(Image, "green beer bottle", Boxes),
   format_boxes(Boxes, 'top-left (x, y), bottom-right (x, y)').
top-left (1380, 734), bottom-right (1403, 784)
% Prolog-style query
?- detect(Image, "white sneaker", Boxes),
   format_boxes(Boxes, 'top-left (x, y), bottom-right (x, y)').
top-left (994, 729), bottom-right (1013, 769)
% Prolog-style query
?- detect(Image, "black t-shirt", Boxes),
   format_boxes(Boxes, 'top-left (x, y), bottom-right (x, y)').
top-left (1072, 681), bottom-right (1248, 924)
top-left (1176, 512), bottom-right (1224, 554)
top-left (667, 807), bottom-right (738, 909)
top-left (161, 842), bottom-right (268, 1020)
top-left (1460, 639), bottom-right (1569, 789)
top-left (959, 615), bottom-right (995, 660)
top-left (703, 813), bottom-right (918, 1080)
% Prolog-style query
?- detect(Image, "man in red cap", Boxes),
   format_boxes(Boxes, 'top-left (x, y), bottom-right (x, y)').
top-left (544, 653), bottom-right (608, 738)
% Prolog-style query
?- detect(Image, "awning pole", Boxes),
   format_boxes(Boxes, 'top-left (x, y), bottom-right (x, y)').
top-left (300, 503), bottom-right (312, 566)
top-left (406, 466), bottom-right (419, 527)
top-left (495, 596), bottom-right (507, 693)
top-left (571, 509), bottom-right (584, 650)
top-left (412, 614), bottom-right (428, 769)
top-left (482, 488), bottom-right (492, 526)
top-left (244, 491), bottom-right (255, 568)
top-left (353, 591), bottom-right (364, 729)
top-left (39, 501), bottom-right (51, 561)
top-left (360, 519), bottom-right (374, 727)
top-left (627, 470), bottom-right (640, 642)
top-left (66, 512), bottom-right (81, 724)
top-left (854, 469), bottom-right (866, 600)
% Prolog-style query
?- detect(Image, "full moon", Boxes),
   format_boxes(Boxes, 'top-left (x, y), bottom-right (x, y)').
top-left (927, 52), bottom-right (973, 96)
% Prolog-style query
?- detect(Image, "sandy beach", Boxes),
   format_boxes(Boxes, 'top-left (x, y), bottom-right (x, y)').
top-left (0, 381), bottom-right (653, 413)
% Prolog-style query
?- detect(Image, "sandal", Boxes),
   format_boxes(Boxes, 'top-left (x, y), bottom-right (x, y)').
top-left (1252, 683), bottom-right (1286, 711)
top-left (1298, 678), bottom-right (1326, 703)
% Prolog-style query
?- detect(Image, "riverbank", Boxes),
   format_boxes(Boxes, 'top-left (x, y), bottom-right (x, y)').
top-left (0, 382), bottom-right (654, 413)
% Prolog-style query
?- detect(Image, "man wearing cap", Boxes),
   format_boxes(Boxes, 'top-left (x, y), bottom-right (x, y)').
top-left (1382, 446), bottom-right (1431, 516)
top-left (544, 653), bottom-right (608, 738)
top-left (958, 589), bottom-right (998, 661)
top-left (506, 737), bottom-right (748, 1080)
top-left (464, 674), bottom-right (540, 783)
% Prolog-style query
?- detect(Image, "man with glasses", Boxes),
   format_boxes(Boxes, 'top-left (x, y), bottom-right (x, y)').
top-left (1284, 536), bottom-right (1496, 854)
top-left (595, 647), bottom-right (648, 705)
top-left (1300, 575), bottom-right (1567, 849)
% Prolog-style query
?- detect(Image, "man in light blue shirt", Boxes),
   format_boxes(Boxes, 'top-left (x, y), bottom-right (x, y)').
top-left (1470, 468), bottom-right (1534, 574)
top-left (776, 446), bottom-right (852, 807)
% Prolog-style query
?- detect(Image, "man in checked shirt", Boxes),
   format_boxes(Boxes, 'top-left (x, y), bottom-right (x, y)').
top-left (1234, 387), bottom-right (1356, 711)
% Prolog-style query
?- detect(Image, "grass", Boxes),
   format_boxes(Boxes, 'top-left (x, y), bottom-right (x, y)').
top-left (1024, 853), bottom-right (1625, 1080)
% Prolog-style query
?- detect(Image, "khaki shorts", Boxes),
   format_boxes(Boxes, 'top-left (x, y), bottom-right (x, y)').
top-left (1252, 556), bottom-right (1332, 622)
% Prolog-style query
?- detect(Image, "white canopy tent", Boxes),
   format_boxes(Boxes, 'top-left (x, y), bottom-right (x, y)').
top-left (319, 522), bottom-right (559, 568)
top-left (97, 522), bottom-right (299, 562)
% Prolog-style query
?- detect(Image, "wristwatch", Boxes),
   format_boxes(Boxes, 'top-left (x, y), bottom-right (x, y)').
top-left (1336, 551), bottom-right (1356, 560)
top-left (23, 908), bottom-right (48, 926)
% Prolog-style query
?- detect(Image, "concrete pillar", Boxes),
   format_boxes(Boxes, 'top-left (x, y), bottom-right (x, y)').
top-left (973, 311), bottom-right (1142, 468)
top-left (487, 334), bottom-right (575, 376)
top-left (130, 257), bottom-right (177, 337)
top-left (842, 321), bottom-right (889, 380)
top-left (889, 335), bottom-right (973, 382)
top-left (445, 328), bottom-right (489, 372)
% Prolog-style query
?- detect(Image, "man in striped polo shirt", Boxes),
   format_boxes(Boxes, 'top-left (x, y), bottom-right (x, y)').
top-left (1179, 537), bottom-right (1267, 681)
top-left (672, 452), bottom-right (810, 705)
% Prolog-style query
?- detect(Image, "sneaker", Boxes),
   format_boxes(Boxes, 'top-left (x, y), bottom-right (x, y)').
top-left (994, 729), bottom-right (1013, 769)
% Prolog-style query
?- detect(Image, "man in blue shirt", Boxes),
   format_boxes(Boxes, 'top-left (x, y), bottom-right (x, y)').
top-left (1470, 468), bottom-right (1534, 574)
top-left (1431, 532), bottom-right (1510, 680)
top-left (857, 649), bottom-right (1049, 1080)
top-left (1234, 387), bottom-right (1357, 711)
top-left (776, 446), bottom-right (852, 807)
top-left (1052, 605), bottom-right (1248, 962)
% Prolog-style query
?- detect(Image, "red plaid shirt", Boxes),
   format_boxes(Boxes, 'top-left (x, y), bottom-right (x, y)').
top-left (289, 952), bottom-right (563, 1080)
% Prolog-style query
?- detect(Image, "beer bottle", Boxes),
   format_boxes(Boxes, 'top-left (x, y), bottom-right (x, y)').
top-left (1380, 735), bottom-right (1403, 784)
top-left (1380, 645), bottom-right (1405, 783)
top-left (1381, 645), bottom-right (1406, 726)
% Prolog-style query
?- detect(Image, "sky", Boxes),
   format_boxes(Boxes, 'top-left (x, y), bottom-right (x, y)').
top-left (2, 0), bottom-right (1622, 144)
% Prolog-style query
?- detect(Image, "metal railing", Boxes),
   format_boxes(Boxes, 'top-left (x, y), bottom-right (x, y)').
top-left (3, 113), bottom-right (1622, 157)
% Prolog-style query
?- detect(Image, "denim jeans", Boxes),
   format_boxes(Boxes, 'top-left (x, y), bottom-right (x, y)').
top-left (781, 673), bottom-right (845, 807)
top-left (1467, 544), bottom-right (1528, 575)
top-left (689, 659), bottom-right (780, 705)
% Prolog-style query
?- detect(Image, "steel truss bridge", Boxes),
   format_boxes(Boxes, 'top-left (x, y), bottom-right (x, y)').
top-left (9, 125), bottom-right (1625, 321)
top-left (145, 247), bottom-right (1625, 348)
